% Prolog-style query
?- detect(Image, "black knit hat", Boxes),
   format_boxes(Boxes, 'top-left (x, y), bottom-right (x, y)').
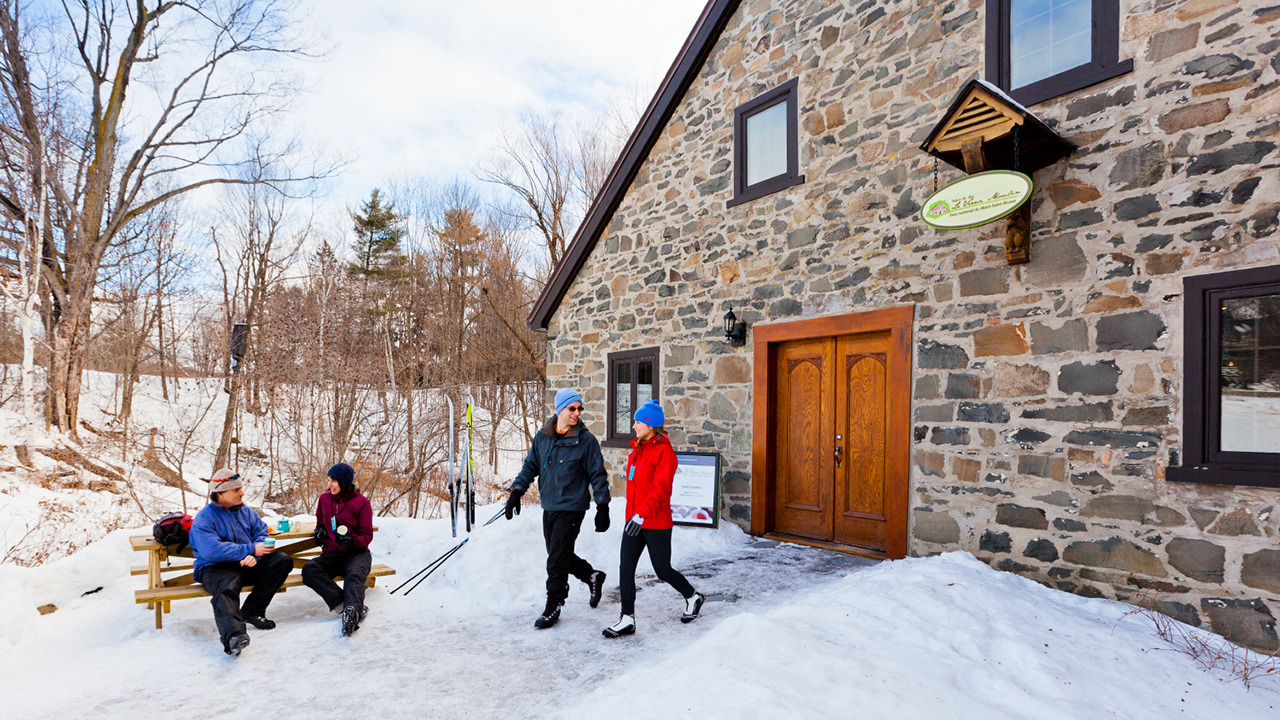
top-left (328, 462), bottom-right (355, 487)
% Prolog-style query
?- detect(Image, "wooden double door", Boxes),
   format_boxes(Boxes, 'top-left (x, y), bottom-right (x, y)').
top-left (752, 307), bottom-right (912, 559)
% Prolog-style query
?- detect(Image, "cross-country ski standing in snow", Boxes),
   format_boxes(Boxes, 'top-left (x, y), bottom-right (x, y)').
top-left (605, 400), bottom-right (703, 639)
top-left (302, 463), bottom-right (374, 637)
top-left (507, 388), bottom-right (611, 628)
top-left (189, 469), bottom-right (292, 656)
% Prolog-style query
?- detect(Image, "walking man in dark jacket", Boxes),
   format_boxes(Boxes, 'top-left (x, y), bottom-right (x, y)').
top-left (506, 387), bottom-right (611, 628)
top-left (189, 469), bottom-right (293, 656)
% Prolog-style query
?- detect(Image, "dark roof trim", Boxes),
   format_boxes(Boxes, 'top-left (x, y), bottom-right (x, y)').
top-left (528, 0), bottom-right (742, 332)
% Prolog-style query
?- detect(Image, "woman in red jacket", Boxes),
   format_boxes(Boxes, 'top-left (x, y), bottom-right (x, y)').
top-left (603, 400), bottom-right (704, 638)
top-left (302, 463), bottom-right (374, 636)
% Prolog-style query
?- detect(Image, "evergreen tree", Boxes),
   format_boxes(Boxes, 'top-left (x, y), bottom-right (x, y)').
top-left (348, 189), bottom-right (407, 279)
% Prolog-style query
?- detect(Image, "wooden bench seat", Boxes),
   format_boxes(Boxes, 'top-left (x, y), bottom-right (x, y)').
top-left (134, 564), bottom-right (396, 605)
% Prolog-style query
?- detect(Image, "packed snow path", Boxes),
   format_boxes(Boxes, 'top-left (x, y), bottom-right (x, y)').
top-left (2, 506), bottom-right (1275, 719)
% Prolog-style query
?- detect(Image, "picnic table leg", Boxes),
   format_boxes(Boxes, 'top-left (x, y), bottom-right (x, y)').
top-left (147, 550), bottom-right (160, 611)
top-left (155, 601), bottom-right (163, 629)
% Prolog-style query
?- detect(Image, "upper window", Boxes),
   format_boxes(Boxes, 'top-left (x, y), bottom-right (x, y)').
top-left (986, 0), bottom-right (1133, 106)
top-left (729, 79), bottom-right (804, 208)
top-left (606, 347), bottom-right (659, 447)
top-left (1169, 265), bottom-right (1280, 489)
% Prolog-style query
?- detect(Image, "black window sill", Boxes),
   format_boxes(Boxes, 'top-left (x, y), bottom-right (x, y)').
top-left (1166, 465), bottom-right (1280, 489)
top-left (602, 438), bottom-right (635, 449)
top-left (727, 173), bottom-right (805, 209)
top-left (1008, 58), bottom-right (1134, 107)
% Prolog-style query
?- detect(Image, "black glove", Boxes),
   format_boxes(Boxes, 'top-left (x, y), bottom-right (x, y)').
top-left (313, 526), bottom-right (329, 546)
top-left (624, 514), bottom-right (644, 537)
top-left (505, 488), bottom-right (524, 521)
top-left (594, 503), bottom-right (610, 533)
top-left (335, 524), bottom-right (354, 546)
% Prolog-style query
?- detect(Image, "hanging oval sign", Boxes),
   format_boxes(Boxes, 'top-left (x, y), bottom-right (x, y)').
top-left (920, 169), bottom-right (1033, 230)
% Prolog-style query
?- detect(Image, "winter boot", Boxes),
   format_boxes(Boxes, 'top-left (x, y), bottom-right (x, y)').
top-left (245, 615), bottom-right (276, 630)
top-left (342, 605), bottom-right (361, 636)
top-left (602, 614), bottom-right (636, 638)
top-left (534, 599), bottom-right (563, 629)
top-left (588, 570), bottom-right (606, 608)
top-left (225, 633), bottom-right (251, 656)
top-left (680, 592), bottom-right (705, 623)
top-left (358, 605), bottom-right (369, 622)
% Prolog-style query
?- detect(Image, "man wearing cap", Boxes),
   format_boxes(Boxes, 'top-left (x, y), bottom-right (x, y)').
top-left (507, 387), bottom-right (611, 629)
top-left (189, 468), bottom-right (293, 656)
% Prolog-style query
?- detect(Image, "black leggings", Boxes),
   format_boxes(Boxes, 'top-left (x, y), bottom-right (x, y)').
top-left (619, 528), bottom-right (695, 616)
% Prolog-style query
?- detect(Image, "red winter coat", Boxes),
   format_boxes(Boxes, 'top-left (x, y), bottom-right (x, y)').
top-left (316, 491), bottom-right (373, 552)
top-left (624, 433), bottom-right (679, 530)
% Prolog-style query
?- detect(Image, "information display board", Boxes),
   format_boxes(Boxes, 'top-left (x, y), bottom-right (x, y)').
top-left (670, 451), bottom-right (721, 528)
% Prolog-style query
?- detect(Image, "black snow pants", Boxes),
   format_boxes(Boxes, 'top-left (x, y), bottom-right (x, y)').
top-left (543, 509), bottom-right (596, 606)
top-left (199, 551), bottom-right (293, 650)
top-left (302, 550), bottom-right (372, 611)
top-left (619, 528), bottom-right (695, 617)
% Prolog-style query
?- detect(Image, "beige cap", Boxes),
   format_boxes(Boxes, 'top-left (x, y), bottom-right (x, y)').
top-left (207, 468), bottom-right (242, 493)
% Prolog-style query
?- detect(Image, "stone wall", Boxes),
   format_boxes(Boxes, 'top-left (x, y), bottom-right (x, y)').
top-left (543, 0), bottom-right (1280, 651)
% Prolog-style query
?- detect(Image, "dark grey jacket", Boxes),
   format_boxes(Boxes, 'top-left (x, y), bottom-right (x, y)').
top-left (512, 417), bottom-right (610, 511)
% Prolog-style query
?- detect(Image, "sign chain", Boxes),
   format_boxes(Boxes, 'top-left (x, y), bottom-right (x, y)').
top-left (1013, 125), bottom-right (1020, 172)
top-left (932, 156), bottom-right (938, 194)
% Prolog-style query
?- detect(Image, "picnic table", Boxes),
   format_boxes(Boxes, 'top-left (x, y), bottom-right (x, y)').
top-left (131, 521), bottom-right (394, 629)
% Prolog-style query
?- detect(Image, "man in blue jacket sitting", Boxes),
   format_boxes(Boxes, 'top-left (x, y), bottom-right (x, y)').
top-left (189, 468), bottom-right (293, 656)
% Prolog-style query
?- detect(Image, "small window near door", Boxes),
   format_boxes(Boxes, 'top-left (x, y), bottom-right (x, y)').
top-left (606, 347), bottom-right (660, 446)
top-left (985, 0), bottom-right (1133, 106)
top-left (1170, 266), bottom-right (1280, 488)
top-left (729, 79), bottom-right (804, 208)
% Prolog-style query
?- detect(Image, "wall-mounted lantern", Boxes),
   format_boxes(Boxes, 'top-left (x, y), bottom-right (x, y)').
top-left (724, 308), bottom-right (748, 347)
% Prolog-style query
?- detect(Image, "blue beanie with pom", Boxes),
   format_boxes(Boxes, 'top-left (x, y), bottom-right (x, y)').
top-left (633, 399), bottom-right (664, 427)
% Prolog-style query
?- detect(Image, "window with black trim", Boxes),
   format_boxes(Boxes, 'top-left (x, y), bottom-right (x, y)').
top-left (985, 0), bottom-right (1133, 106)
top-left (728, 78), bottom-right (804, 208)
top-left (1169, 265), bottom-right (1280, 489)
top-left (606, 347), bottom-right (660, 447)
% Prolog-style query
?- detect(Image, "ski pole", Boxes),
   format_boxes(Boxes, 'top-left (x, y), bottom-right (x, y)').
top-left (402, 538), bottom-right (468, 596)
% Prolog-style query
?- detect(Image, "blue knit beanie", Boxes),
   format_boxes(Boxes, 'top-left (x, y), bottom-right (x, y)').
top-left (634, 399), bottom-right (664, 427)
top-left (554, 388), bottom-right (583, 415)
top-left (328, 462), bottom-right (355, 487)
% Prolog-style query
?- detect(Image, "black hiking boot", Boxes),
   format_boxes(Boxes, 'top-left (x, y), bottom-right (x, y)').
top-left (602, 614), bottom-right (635, 638)
top-left (680, 592), bottom-right (705, 623)
top-left (225, 633), bottom-right (250, 656)
top-left (342, 605), bottom-right (361, 636)
top-left (534, 600), bottom-right (563, 629)
top-left (588, 570), bottom-right (606, 608)
top-left (245, 615), bottom-right (276, 630)
top-left (358, 604), bottom-right (369, 622)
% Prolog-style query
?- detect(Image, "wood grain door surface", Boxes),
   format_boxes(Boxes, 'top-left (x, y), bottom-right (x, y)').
top-left (773, 332), bottom-right (891, 554)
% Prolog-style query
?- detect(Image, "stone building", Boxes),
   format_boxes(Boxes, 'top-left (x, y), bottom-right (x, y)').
top-left (528, 0), bottom-right (1280, 651)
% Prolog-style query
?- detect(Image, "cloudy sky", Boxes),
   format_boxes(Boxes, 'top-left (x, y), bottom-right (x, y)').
top-left (293, 0), bottom-right (707, 209)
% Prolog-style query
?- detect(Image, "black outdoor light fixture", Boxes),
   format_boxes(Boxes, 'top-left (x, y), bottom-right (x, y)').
top-left (723, 308), bottom-right (748, 347)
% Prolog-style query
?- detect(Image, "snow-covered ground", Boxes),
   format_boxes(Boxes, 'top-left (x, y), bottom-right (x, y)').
top-left (1, 504), bottom-right (1274, 719)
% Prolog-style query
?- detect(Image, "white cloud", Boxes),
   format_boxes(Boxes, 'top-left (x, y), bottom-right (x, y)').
top-left (293, 0), bottom-right (707, 206)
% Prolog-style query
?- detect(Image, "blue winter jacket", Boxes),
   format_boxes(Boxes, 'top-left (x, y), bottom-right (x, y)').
top-left (189, 502), bottom-right (269, 581)
top-left (512, 417), bottom-right (610, 511)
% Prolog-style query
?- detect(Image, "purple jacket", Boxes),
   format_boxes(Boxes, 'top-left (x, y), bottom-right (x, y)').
top-left (316, 492), bottom-right (373, 552)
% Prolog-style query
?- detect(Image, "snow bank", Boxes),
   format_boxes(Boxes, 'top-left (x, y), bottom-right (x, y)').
top-left (565, 552), bottom-right (1277, 719)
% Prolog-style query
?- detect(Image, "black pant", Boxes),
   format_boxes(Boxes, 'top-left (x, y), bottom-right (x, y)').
top-left (199, 551), bottom-right (293, 649)
top-left (543, 510), bottom-right (595, 605)
top-left (302, 550), bottom-right (372, 611)
top-left (619, 528), bottom-right (695, 616)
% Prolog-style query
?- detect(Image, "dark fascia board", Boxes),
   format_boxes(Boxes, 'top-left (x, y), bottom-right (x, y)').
top-left (528, 0), bottom-right (743, 332)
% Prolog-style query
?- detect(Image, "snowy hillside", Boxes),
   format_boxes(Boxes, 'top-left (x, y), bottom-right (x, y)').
top-left (1, 505), bottom-right (1275, 719)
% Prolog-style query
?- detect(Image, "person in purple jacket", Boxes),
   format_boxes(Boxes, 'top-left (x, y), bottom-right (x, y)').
top-left (302, 462), bottom-right (374, 636)
top-left (189, 468), bottom-right (293, 657)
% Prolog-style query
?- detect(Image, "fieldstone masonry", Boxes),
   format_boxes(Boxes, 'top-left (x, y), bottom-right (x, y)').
top-left (541, 0), bottom-right (1280, 651)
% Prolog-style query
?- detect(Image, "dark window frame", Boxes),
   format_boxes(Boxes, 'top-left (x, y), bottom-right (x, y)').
top-left (728, 78), bottom-right (805, 209)
top-left (985, 0), bottom-right (1133, 106)
top-left (605, 346), bottom-right (661, 448)
top-left (1169, 265), bottom-right (1280, 489)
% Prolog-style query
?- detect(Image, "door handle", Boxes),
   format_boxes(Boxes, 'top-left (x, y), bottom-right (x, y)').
top-left (834, 445), bottom-right (843, 468)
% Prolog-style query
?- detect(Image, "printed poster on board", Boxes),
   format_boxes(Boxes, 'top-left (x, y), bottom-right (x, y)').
top-left (671, 451), bottom-right (720, 528)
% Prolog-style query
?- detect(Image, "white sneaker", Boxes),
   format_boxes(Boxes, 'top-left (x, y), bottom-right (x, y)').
top-left (602, 614), bottom-right (636, 638)
top-left (681, 592), bottom-right (705, 623)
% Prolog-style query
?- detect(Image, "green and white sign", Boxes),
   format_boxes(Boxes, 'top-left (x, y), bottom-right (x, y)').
top-left (920, 169), bottom-right (1033, 230)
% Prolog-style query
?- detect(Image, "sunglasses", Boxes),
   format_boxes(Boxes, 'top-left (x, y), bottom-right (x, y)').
top-left (565, 405), bottom-right (584, 413)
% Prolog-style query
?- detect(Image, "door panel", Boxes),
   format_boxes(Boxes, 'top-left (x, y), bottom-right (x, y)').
top-left (834, 333), bottom-right (890, 552)
top-left (773, 338), bottom-right (834, 540)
